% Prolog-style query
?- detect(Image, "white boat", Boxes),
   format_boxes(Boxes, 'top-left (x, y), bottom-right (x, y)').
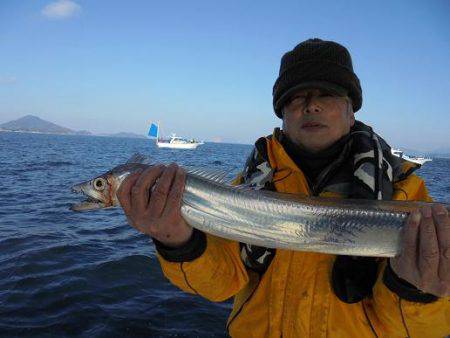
top-left (148, 122), bottom-right (204, 150)
top-left (391, 148), bottom-right (432, 165)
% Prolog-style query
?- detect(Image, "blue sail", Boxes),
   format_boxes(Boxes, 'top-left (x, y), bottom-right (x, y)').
top-left (148, 123), bottom-right (158, 138)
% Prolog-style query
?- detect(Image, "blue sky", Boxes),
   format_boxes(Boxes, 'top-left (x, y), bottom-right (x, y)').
top-left (0, 0), bottom-right (449, 150)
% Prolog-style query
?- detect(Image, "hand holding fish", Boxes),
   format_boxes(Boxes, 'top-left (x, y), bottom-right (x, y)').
top-left (117, 163), bottom-right (194, 248)
top-left (71, 153), bottom-right (450, 258)
top-left (390, 205), bottom-right (450, 297)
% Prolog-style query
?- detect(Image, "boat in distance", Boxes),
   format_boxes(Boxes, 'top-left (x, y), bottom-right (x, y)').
top-left (391, 148), bottom-right (432, 165)
top-left (148, 122), bottom-right (204, 149)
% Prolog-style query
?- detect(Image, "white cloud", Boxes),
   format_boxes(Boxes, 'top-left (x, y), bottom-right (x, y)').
top-left (0, 76), bottom-right (17, 85)
top-left (42, 0), bottom-right (81, 19)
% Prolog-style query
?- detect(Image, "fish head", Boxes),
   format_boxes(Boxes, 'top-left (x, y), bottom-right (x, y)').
top-left (70, 171), bottom-right (122, 211)
top-left (70, 162), bottom-right (148, 212)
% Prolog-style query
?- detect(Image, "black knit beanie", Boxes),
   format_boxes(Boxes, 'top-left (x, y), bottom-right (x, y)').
top-left (273, 38), bottom-right (362, 118)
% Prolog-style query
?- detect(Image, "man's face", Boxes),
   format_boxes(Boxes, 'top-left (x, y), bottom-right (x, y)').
top-left (282, 88), bottom-right (355, 153)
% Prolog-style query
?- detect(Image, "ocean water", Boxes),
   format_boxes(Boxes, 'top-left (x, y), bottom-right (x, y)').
top-left (0, 132), bottom-right (449, 337)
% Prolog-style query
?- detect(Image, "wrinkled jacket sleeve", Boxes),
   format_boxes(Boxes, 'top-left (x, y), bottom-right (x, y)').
top-left (156, 233), bottom-right (249, 302)
top-left (367, 174), bottom-right (450, 337)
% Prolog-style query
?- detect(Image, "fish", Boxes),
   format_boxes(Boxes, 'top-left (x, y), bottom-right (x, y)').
top-left (70, 153), bottom-right (449, 257)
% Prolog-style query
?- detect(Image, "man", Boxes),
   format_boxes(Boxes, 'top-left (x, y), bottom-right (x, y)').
top-left (118, 39), bottom-right (449, 337)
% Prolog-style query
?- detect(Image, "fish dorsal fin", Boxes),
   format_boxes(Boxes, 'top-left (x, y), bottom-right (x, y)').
top-left (126, 153), bottom-right (153, 164)
top-left (186, 167), bottom-right (229, 184)
top-left (124, 156), bottom-right (228, 183)
top-left (232, 182), bottom-right (258, 192)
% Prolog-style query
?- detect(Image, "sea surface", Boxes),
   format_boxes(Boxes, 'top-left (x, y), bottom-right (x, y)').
top-left (0, 132), bottom-right (449, 337)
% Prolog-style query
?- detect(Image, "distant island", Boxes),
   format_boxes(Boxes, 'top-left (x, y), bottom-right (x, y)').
top-left (0, 115), bottom-right (146, 139)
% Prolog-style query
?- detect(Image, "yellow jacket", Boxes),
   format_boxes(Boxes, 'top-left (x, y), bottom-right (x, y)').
top-left (156, 135), bottom-right (450, 338)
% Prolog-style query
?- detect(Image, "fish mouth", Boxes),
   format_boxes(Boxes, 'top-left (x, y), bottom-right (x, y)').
top-left (70, 185), bottom-right (105, 212)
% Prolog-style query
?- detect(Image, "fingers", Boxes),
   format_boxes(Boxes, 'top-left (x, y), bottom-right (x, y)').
top-left (163, 167), bottom-right (186, 216)
top-left (117, 171), bottom-right (142, 215)
top-left (391, 211), bottom-right (421, 280)
top-left (125, 215), bottom-right (136, 229)
top-left (147, 163), bottom-right (178, 217)
top-left (392, 205), bottom-right (450, 297)
top-left (418, 206), bottom-right (439, 285)
top-left (433, 204), bottom-right (450, 282)
top-left (401, 211), bottom-right (421, 258)
top-left (131, 165), bottom-right (165, 213)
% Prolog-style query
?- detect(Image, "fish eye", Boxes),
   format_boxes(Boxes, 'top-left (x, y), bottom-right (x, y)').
top-left (93, 178), bottom-right (106, 191)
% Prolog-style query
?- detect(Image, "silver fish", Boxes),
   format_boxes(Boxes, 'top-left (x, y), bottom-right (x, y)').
top-left (70, 154), bottom-right (449, 257)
